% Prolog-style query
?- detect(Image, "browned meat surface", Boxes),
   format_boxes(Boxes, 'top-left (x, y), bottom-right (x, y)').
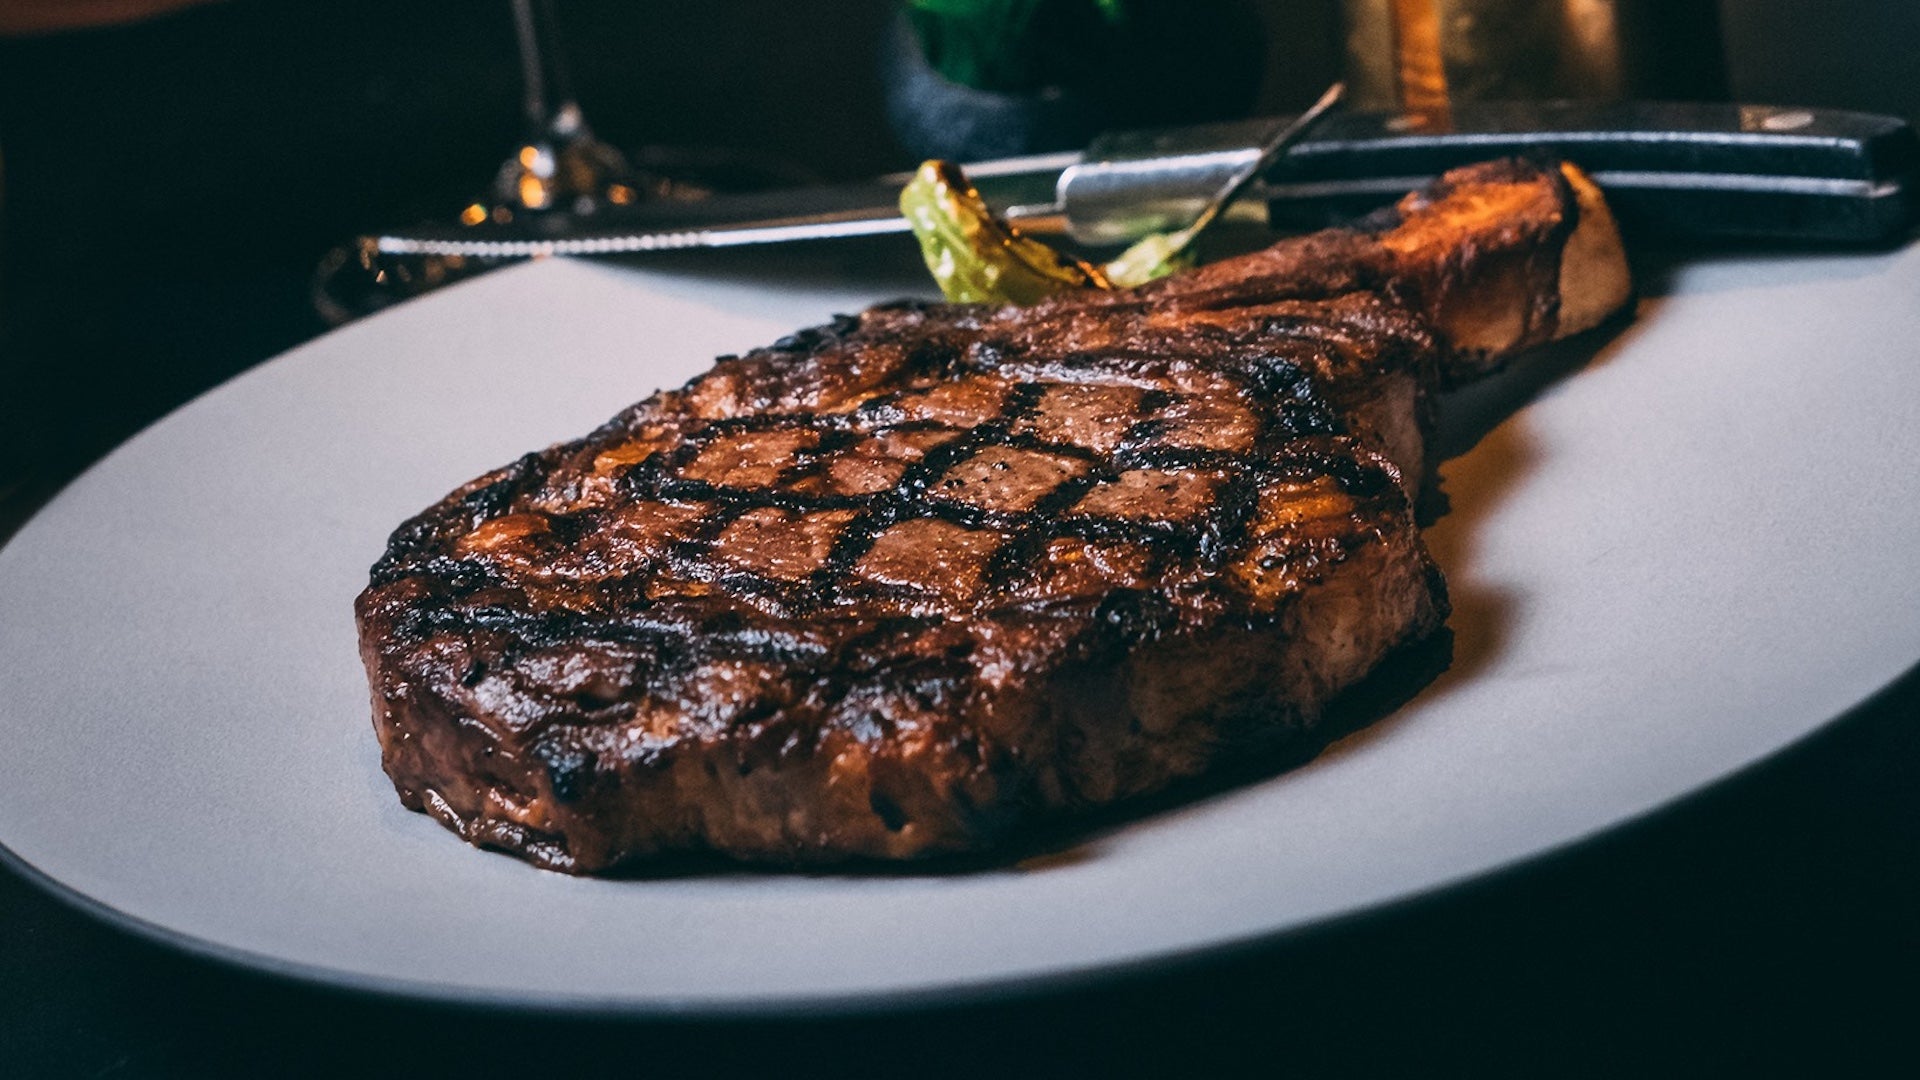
top-left (354, 158), bottom-right (1629, 872)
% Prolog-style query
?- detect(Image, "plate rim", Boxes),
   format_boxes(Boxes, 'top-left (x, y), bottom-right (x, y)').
top-left (4, 246), bottom-right (1918, 1013)
top-left (4, 655), bottom-right (1912, 1017)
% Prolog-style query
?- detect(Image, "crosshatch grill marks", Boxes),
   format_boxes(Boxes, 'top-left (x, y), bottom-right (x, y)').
top-left (810, 380), bottom-right (1045, 605)
top-left (381, 250), bottom-right (1449, 665)
top-left (808, 429), bottom-right (955, 496)
top-left (442, 359), bottom-right (1407, 622)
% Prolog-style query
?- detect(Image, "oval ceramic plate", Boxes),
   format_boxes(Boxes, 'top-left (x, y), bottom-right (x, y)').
top-left (3, 238), bottom-right (1918, 1012)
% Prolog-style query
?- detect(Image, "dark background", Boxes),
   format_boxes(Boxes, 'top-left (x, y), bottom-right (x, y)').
top-left (3, 1), bottom-right (1918, 1074)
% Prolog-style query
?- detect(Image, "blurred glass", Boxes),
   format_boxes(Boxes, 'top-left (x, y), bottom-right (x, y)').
top-left (1340, 0), bottom-right (1728, 115)
top-left (313, 0), bottom-right (708, 325)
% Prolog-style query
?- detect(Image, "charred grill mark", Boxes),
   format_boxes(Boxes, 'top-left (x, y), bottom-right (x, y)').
top-left (697, 412), bottom-right (862, 435)
top-left (1135, 388), bottom-right (1175, 414)
top-left (1274, 402), bottom-right (1340, 439)
top-left (868, 790), bottom-right (909, 832)
top-left (1113, 444), bottom-right (1279, 472)
top-left (533, 740), bottom-right (597, 803)
top-left (811, 502), bottom-right (903, 607)
top-left (1318, 448), bottom-right (1398, 498)
top-left (808, 382), bottom-right (1048, 606)
top-left (673, 500), bottom-right (757, 560)
top-left (975, 431), bottom-right (1103, 464)
top-left (979, 466), bottom-right (1116, 591)
top-left (1196, 471), bottom-right (1265, 565)
top-left (397, 597), bottom-right (848, 674)
top-left (805, 425), bottom-right (999, 603)
top-left (375, 554), bottom-right (506, 596)
top-left (767, 312), bottom-right (865, 353)
top-left (640, 477), bottom-right (870, 513)
top-left (1236, 353), bottom-right (1316, 402)
top-left (765, 425), bottom-right (861, 495)
top-left (896, 384), bottom-right (1044, 494)
top-left (1120, 414), bottom-right (1168, 449)
top-left (905, 337), bottom-right (966, 380)
top-left (1078, 587), bottom-right (1180, 664)
top-left (542, 512), bottom-right (593, 547)
top-left (371, 457), bottom-right (548, 582)
top-left (456, 452), bottom-right (544, 519)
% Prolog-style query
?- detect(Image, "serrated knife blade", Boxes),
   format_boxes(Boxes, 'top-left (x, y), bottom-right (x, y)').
top-left (368, 102), bottom-right (1918, 257)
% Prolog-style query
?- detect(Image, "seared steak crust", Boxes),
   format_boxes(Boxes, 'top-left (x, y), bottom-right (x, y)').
top-left (355, 159), bottom-right (1628, 872)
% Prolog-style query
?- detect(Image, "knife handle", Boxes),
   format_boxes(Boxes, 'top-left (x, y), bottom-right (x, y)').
top-left (1061, 102), bottom-right (1919, 246)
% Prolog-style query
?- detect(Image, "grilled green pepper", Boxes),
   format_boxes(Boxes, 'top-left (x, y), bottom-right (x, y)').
top-left (900, 160), bottom-right (1190, 305)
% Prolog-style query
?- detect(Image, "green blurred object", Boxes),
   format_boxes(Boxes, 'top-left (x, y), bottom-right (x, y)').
top-left (901, 0), bottom-right (1263, 100)
top-left (885, 0), bottom-right (1265, 163)
top-left (905, 0), bottom-right (1117, 93)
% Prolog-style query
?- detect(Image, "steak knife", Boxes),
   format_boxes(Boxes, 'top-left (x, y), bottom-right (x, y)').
top-left (370, 101), bottom-right (1918, 258)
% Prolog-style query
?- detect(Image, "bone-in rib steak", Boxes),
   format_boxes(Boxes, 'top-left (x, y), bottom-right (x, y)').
top-left (355, 158), bottom-right (1630, 872)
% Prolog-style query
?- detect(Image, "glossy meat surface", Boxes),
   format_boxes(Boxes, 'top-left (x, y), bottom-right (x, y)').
top-left (354, 159), bottom-right (1628, 871)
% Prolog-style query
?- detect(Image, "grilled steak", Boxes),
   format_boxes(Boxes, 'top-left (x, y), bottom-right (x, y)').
top-left (355, 158), bottom-right (1629, 872)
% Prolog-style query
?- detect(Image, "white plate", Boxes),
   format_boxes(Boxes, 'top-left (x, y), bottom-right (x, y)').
top-left (3, 239), bottom-right (1918, 1013)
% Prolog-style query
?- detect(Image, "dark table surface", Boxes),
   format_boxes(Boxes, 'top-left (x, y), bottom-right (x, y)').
top-left (4, 2), bottom-right (1919, 1075)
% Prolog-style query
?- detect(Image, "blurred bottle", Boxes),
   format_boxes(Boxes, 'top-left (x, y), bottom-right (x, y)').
top-left (881, 0), bottom-right (1266, 162)
top-left (1341, 0), bottom-right (1729, 116)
